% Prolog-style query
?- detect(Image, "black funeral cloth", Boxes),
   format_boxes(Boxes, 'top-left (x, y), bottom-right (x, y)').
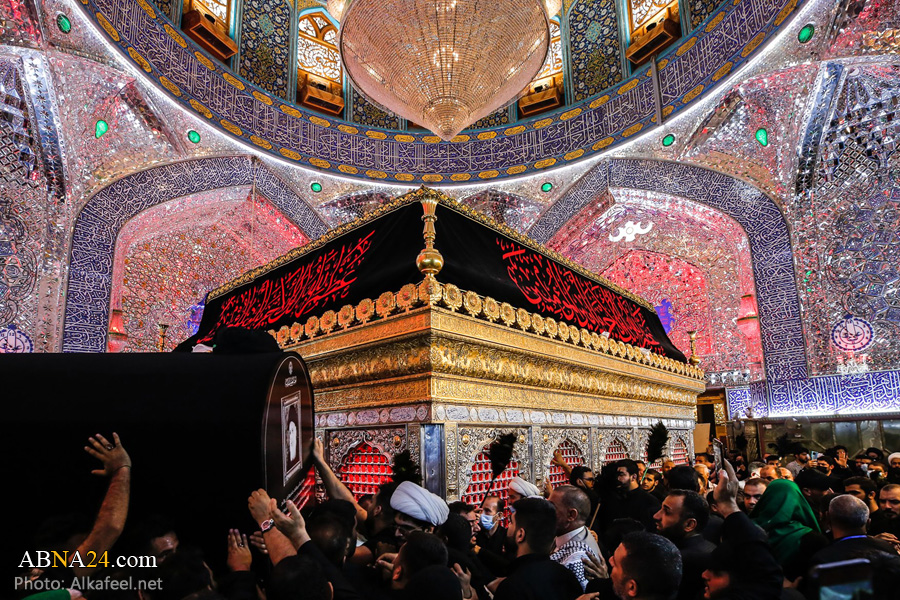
top-left (3, 352), bottom-right (314, 579)
top-left (184, 194), bottom-right (685, 362)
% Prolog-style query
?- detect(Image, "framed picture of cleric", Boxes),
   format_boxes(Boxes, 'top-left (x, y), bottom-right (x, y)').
top-left (261, 353), bottom-right (315, 504)
top-left (282, 394), bottom-right (303, 484)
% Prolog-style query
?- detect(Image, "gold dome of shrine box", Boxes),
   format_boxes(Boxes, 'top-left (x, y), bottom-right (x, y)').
top-left (184, 188), bottom-right (705, 499)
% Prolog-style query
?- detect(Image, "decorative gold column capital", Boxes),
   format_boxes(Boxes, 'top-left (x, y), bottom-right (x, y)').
top-left (416, 195), bottom-right (444, 282)
top-left (687, 330), bottom-right (701, 366)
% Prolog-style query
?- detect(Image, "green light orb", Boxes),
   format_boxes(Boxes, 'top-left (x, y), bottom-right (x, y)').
top-left (56, 14), bottom-right (71, 34)
top-left (94, 120), bottom-right (109, 139)
top-left (662, 134), bottom-right (675, 147)
top-left (798, 24), bottom-right (815, 44)
top-left (310, 182), bottom-right (323, 193)
top-left (187, 130), bottom-right (201, 143)
top-left (755, 128), bottom-right (769, 147)
top-left (540, 182), bottom-right (553, 193)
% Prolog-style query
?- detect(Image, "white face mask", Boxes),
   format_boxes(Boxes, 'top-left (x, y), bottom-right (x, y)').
top-left (480, 513), bottom-right (495, 531)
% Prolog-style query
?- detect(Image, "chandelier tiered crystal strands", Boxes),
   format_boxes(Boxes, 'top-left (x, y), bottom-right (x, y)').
top-left (328, 0), bottom-right (561, 141)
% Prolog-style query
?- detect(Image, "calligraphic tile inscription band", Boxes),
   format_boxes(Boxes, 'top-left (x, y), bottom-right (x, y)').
top-left (74, 0), bottom-right (804, 182)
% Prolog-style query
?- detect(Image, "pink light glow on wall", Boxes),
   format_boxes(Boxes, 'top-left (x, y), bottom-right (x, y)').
top-left (111, 188), bottom-right (307, 352)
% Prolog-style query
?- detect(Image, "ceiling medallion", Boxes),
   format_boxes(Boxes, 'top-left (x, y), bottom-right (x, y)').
top-left (330, 0), bottom-right (560, 141)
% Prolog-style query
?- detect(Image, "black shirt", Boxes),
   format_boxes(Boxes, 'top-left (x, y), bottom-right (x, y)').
top-left (807, 534), bottom-right (897, 568)
top-left (678, 534), bottom-right (717, 600)
top-left (623, 486), bottom-right (663, 531)
top-left (492, 553), bottom-right (583, 600)
top-left (474, 526), bottom-right (511, 577)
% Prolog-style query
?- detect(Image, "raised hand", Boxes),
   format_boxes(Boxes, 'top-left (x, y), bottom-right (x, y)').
top-left (248, 489), bottom-right (274, 524)
top-left (873, 532), bottom-right (900, 553)
top-left (84, 432), bottom-right (131, 477)
top-left (226, 529), bottom-right (252, 572)
top-left (552, 450), bottom-right (567, 467)
top-left (310, 437), bottom-right (325, 465)
top-left (272, 499), bottom-right (308, 547)
top-left (375, 552), bottom-right (398, 580)
top-left (452, 563), bottom-right (474, 599)
top-left (713, 458), bottom-right (740, 517)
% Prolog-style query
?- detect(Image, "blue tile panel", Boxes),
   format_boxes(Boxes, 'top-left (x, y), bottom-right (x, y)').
top-left (349, 87), bottom-right (400, 129)
top-left (568, 0), bottom-right (623, 102)
top-left (727, 371), bottom-right (900, 418)
top-left (690, 0), bottom-right (726, 29)
top-left (238, 0), bottom-right (291, 98)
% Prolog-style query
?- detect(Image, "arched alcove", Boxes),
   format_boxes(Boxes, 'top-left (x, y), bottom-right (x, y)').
top-left (530, 158), bottom-right (806, 382)
top-left (62, 156), bottom-right (328, 353)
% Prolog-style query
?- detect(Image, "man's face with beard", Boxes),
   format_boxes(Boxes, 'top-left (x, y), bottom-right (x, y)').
top-left (505, 511), bottom-right (520, 550)
top-left (365, 490), bottom-right (382, 532)
top-left (616, 466), bottom-right (633, 489)
top-left (609, 543), bottom-right (631, 599)
top-left (641, 472), bottom-right (659, 492)
top-left (878, 487), bottom-right (900, 517)
top-left (801, 485), bottom-right (833, 510)
top-left (653, 495), bottom-right (689, 542)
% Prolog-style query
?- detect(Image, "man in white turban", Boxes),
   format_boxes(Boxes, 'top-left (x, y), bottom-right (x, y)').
top-left (390, 481), bottom-right (449, 537)
top-left (508, 476), bottom-right (542, 503)
top-left (888, 452), bottom-right (900, 470)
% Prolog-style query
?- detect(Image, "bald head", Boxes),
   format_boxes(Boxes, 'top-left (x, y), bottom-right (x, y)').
top-left (829, 494), bottom-right (869, 536)
top-left (549, 485), bottom-right (592, 535)
top-left (550, 485), bottom-right (591, 520)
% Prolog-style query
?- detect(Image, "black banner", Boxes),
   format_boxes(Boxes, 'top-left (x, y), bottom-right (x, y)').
top-left (183, 198), bottom-right (685, 362)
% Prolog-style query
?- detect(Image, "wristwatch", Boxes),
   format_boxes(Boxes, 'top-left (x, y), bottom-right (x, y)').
top-left (260, 518), bottom-right (275, 533)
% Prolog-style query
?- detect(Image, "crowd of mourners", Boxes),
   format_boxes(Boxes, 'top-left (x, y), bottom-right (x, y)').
top-left (15, 434), bottom-right (900, 600)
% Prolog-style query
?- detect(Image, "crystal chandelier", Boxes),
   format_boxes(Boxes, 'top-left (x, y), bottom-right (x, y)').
top-left (328, 0), bottom-right (560, 141)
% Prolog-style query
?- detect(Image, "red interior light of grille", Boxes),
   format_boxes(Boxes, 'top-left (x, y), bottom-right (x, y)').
top-left (547, 439), bottom-right (584, 489)
top-left (338, 442), bottom-right (394, 499)
top-left (672, 438), bottom-right (689, 465)
top-left (462, 445), bottom-right (520, 527)
top-left (605, 440), bottom-right (630, 464)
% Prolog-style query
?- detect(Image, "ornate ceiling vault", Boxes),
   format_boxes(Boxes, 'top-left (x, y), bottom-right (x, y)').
top-left (73, 0), bottom-right (804, 182)
top-left (1, 0), bottom-right (899, 421)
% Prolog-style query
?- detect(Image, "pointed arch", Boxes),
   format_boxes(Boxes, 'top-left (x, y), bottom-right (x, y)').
top-left (530, 158), bottom-right (806, 382)
top-left (62, 156), bottom-right (327, 353)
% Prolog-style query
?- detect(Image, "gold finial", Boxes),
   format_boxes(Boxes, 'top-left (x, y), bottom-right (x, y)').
top-left (416, 195), bottom-right (444, 282)
top-left (157, 323), bottom-right (170, 352)
top-left (687, 330), bottom-right (701, 366)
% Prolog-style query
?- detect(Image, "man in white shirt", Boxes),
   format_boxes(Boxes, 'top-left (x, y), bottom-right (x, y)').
top-left (548, 485), bottom-right (602, 590)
